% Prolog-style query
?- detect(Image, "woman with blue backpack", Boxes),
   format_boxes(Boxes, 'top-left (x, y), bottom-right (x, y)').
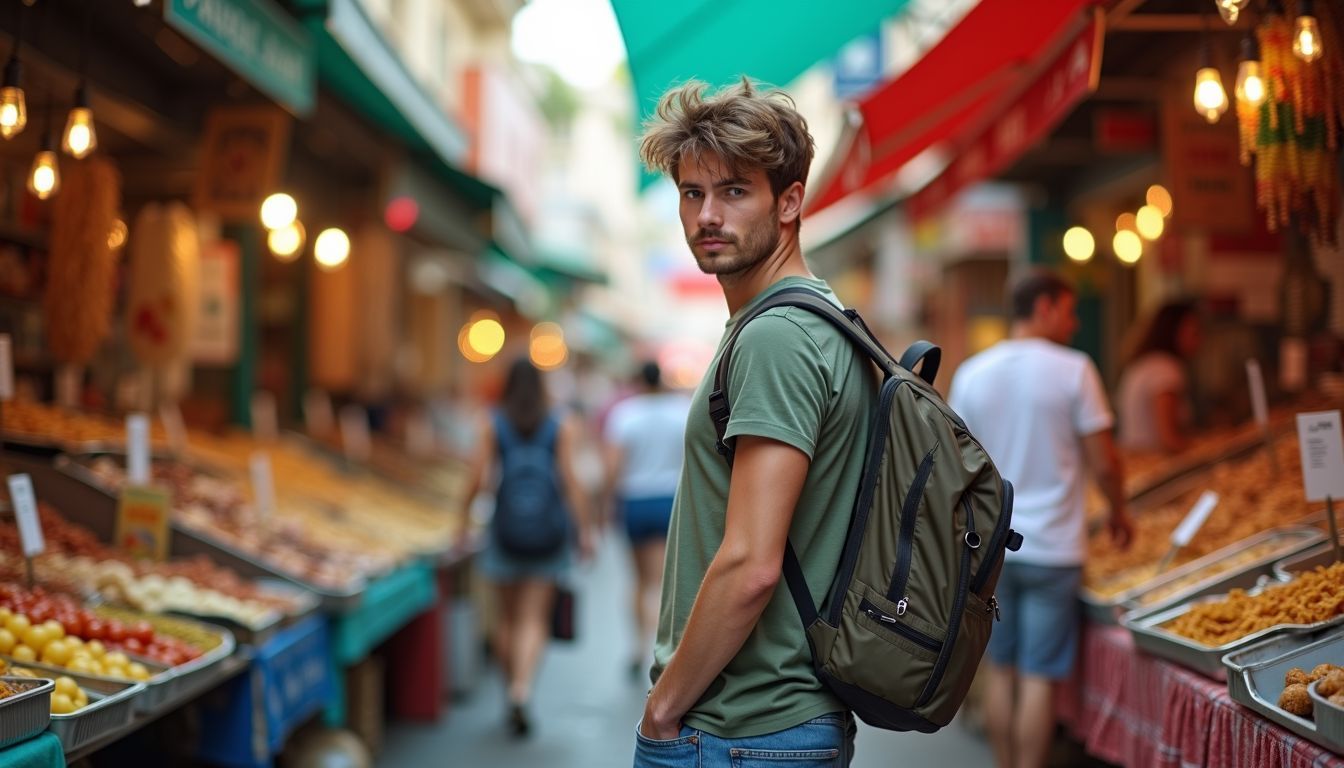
top-left (467, 357), bottom-right (593, 738)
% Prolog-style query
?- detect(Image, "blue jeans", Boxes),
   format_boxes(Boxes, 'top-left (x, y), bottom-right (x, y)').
top-left (633, 713), bottom-right (856, 767)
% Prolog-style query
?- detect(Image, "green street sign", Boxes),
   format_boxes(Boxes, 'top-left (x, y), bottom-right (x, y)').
top-left (165, 0), bottom-right (315, 116)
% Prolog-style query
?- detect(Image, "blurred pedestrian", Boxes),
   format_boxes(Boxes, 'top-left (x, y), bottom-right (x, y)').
top-left (632, 78), bottom-right (875, 765)
top-left (601, 361), bottom-right (690, 679)
top-left (1117, 300), bottom-right (1202, 454)
top-left (948, 269), bottom-right (1133, 768)
top-left (466, 357), bottom-right (594, 738)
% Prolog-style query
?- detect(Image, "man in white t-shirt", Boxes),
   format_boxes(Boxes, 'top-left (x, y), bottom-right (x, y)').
top-left (949, 269), bottom-right (1132, 768)
top-left (603, 361), bottom-right (691, 678)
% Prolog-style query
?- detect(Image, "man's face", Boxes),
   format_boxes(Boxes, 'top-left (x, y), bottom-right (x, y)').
top-left (1040, 291), bottom-right (1080, 344)
top-left (677, 153), bottom-right (781, 277)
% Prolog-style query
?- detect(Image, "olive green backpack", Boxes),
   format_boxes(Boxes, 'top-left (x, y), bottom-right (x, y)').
top-left (710, 287), bottom-right (1021, 732)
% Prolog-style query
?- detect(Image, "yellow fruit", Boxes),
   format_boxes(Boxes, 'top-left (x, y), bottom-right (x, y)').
top-left (50, 693), bottom-right (75, 715)
top-left (0, 629), bottom-right (16, 655)
top-left (64, 636), bottom-right (84, 651)
top-left (127, 663), bottom-right (150, 681)
top-left (54, 677), bottom-right (79, 699)
top-left (41, 640), bottom-right (71, 667)
top-left (5, 614), bottom-right (31, 636)
top-left (74, 692), bottom-right (88, 708)
top-left (11, 644), bottom-right (35, 663)
top-left (0, 608), bottom-right (12, 623)
top-left (86, 640), bottom-right (106, 658)
top-left (104, 652), bottom-right (129, 669)
top-left (21, 626), bottom-right (50, 653)
top-left (42, 621), bottom-right (64, 641)
top-left (66, 656), bottom-right (94, 674)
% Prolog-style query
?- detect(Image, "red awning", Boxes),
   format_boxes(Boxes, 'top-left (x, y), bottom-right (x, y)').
top-left (807, 0), bottom-right (1103, 216)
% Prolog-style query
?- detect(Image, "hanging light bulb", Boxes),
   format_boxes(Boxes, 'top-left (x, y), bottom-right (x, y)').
top-left (1194, 66), bottom-right (1229, 123)
top-left (1235, 34), bottom-right (1268, 107)
top-left (1215, 0), bottom-right (1251, 25)
top-left (61, 84), bottom-right (97, 158)
top-left (28, 135), bottom-right (59, 200)
top-left (1293, 0), bottom-right (1324, 62)
top-left (0, 55), bottom-right (26, 140)
top-left (314, 228), bottom-right (350, 271)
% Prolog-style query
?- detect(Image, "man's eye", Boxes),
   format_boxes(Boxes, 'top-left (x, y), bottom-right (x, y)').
top-left (682, 190), bottom-right (702, 200)
top-left (726, 187), bottom-right (745, 197)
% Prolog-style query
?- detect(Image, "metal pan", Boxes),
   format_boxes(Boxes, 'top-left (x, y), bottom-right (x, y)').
top-left (0, 677), bottom-right (53, 749)
top-left (46, 674), bottom-right (145, 754)
top-left (1274, 542), bottom-right (1344, 582)
top-left (1221, 628), bottom-right (1344, 754)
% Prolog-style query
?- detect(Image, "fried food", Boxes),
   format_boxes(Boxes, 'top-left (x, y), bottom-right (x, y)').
top-left (1164, 562), bottom-right (1344, 647)
top-left (1332, 692), bottom-right (1344, 707)
top-left (1313, 664), bottom-right (1341, 682)
top-left (1319, 670), bottom-right (1344, 697)
top-left (1280, 683), bottom-right (1314, 716)
top-left (1287, 667), bottom-right (1312, 686)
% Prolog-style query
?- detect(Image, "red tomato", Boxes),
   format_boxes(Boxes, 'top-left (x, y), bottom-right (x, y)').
top-left (84, 619), bottom-right (107, 640)
top-left (129, 621), bottom-right (154, 644)
top-left (105, 621), bottom-right (128, 643)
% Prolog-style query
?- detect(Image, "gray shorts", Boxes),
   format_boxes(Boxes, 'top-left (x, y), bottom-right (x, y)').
top-left (986, 561), bottom-right (1082, 680)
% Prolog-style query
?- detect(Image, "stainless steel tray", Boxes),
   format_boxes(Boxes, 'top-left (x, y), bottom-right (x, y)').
top-left (46, 674), bottom-right (145, 754)
top-left (1274, 542), bottom-right (1344, 582)
top-left (1222, 628), bottom-right (1344, 754)
top-left (4, 655), bottom-right (172, 715)
top-left (1118, 528), bottom-right (1325, 617)
top-left (151, 621), bottom-right (237, 710)
top-left (0, 676), bottom-right (53, 749)
top-left (1122, 580), bottom-right (1344, 680)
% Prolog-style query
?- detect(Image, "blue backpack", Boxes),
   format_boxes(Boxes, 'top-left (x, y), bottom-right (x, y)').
top-left (492, 412), bottom-right (569, 558)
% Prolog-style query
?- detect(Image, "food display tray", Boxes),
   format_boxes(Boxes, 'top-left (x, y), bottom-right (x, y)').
top-left (1116, 528), bottom-right (1325, 619)
top-left (1123, 575), bottom-right (1344, 679)
top-left (5, 656), bottom-right (172, 715)
top-left (1222, 628), bottom-right (1344, 754)
top-left (0, 677), bottom-right (53, 749)
top-left (151, 622), bottom-right (238, 712)
top-left (1274, 542), bottom-right (1344, 582)
top-left (46, 674), bottom-right (145, 754)
top-left (52, 453), bottom-right (368, 612)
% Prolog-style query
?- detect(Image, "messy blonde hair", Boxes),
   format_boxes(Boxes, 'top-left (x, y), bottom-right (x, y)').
top-left (638, 78), bottom-right (816, 200)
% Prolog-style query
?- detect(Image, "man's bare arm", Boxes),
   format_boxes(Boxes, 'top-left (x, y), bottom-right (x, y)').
top-left (1082, 429), bottom-right (1132, 548)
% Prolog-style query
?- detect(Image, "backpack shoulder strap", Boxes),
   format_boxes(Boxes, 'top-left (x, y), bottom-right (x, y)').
top-left (709, 286), bottom-right (898, 465)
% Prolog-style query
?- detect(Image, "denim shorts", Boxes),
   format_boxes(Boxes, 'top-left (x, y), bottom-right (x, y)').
top-left (621, 495), bottom-right (674, 545)
top-left (633, 713), bottom-right (855, 767)
top-left (986, 561), bottom-right (1083, 680)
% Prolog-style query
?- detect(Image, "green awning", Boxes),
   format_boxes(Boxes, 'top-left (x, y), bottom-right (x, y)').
top-left (610, 0), bottom-right (915, 185)
top-left (481, 246), bottom-right (553, 318)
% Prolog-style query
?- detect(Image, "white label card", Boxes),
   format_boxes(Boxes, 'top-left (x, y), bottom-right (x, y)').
top-left (340, 405), bottom-right (372, 463)
top-left (159, 403), bottom-right (188, 454)
top-left (1246, 359), bottom-right (1269, 427)
top-left (1171, 490), bottom-right (1220, 548)
top-left (1297, 411), bottom-right (1344, 502)
top-left (251, 391), bottom-right (278, 442)
top-left (126, 413), bottom-right (151, 487)
top-left (7, 474), bottom-right (43, 557)
top-left (249, 452), bottom-right (276, 525)
top-left (304, 390), bottom-right (335, 437)
top-left (0, 334), bottom-right (13, 401)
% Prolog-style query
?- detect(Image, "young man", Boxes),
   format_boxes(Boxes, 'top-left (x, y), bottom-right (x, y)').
top-left (948, 270), bottom-right (1133, 768)
top-left (632, 79), bottom-right (877, 766)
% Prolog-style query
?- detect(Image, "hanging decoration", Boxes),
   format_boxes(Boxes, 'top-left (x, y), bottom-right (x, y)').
top-left (1237, 0), bottom-right (1344, 242)
top-left (43, 157), bottom-right (122, 365)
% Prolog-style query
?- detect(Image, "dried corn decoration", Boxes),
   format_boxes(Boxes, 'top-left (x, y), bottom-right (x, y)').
top-left (43, 157), bottom-right (122, 364)
top-left (126, 203), bottom-right (200, 367)
top-left (1239, 1), bottom-right (1344, 242)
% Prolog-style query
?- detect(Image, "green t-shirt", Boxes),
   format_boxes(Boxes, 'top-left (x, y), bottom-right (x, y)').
top-left (651, 276), bottom-right (878, 738)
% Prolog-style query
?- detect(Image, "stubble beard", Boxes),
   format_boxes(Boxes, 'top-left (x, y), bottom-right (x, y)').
top-left (689, 214), bottom-right (781, 278)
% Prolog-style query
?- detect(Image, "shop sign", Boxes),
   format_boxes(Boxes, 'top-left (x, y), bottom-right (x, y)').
top-left (116, 486), bottom-right (171, 562)
top-left (194, 106), bottom-right (292, 221)
top-left (192, 241), bottom-right (241, 364)
top-left (164, 0), bottom-right (315, 116)
top-left (1160, 67), bottom-right (1253, 235)
top-left (1297, 411), bottom-right (1344, 502)
top-left (1094, 109), bottom-right (1156, 153)
top-left (7, 474), bottom-right (43, 558)
top-left (909, 9), bottom-right (1103, 221)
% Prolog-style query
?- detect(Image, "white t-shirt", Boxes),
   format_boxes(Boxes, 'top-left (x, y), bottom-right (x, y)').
top-left (948, 338), bottom-right (1114, 567)
top-left (604, 392), bottom-right (691, 499)
top-left (1116, 352), bottom-right (1188, 453)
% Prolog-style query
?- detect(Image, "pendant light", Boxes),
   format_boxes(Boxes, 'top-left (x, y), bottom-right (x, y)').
top-left (28, 99), bottom-right (59, 200)
top-left (0, 2), bottom-right (26, 140)
top-left (1215, 0), bottom-right (1251, 25)
top-left (1293, 0), bottom-right (1324, 62)
top-left (1194, 13), bottom-right (1229, 123)
top-left (62, 4), bottom-right (96, 158)
top-left (1235, 33), bottom-right (1268, 107)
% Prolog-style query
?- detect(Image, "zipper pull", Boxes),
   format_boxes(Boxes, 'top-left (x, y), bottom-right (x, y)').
top-left (989, 596), bottom-right (1000, 622)
top-left (864, 608), bottom-right (897, 624)
top-left (896, 598), bottom-right (908, 616)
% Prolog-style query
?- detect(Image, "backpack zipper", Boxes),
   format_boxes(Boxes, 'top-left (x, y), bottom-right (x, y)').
top-left (886, 447), bottom-right (938, 604)
top-left (858, 598), bottom-right (941, 653)
top-left (970, 478), bottom-right (1015, 595)
top-left (915, 518), bottom-right (976, 708)
top-left (828, 377), bottom-right (902, 626)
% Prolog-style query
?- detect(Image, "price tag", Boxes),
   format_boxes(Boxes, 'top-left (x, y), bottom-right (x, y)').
top-left (115, 485), bottom-right (170, 561)
top-left (251, 391), bottom-right (278, 442)
top-left (249, 451), bottom-right (276, 525)
top-left (304, 389), bottom-right (335, 437)
top-left (1171, 490), bottom-right (1220, 548)
top-left (7, 474), bottom-right (43, 557)
top-left (1297, 411), bottom-right (1344, 502)
top-left (340, 405), bottom-right (372, 463)
top-left (159, 403), bottom-right (188, 455)
top-left (406, 411), bottom-right (434, 458)
top-left (1246, 359), bottom-right (1269, 427)
top-left (126, 413), bottom-right (151, 487)
top-left (0, 334), bottom-right (13, 401)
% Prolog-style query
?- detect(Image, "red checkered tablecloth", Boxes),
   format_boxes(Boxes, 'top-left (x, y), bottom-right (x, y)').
top-left (1056, 622), bottom-right (1344, 767)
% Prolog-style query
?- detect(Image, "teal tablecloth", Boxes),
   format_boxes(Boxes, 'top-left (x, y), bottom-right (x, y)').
top-left (0, 733), bottom-right (65, 768)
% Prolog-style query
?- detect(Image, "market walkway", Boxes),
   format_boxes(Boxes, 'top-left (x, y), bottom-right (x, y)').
top-left (380, 532), bottom-right (996, 767)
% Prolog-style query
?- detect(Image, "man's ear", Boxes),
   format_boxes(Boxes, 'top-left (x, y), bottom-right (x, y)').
top-left (777, 181), bottom-right (805, 227)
